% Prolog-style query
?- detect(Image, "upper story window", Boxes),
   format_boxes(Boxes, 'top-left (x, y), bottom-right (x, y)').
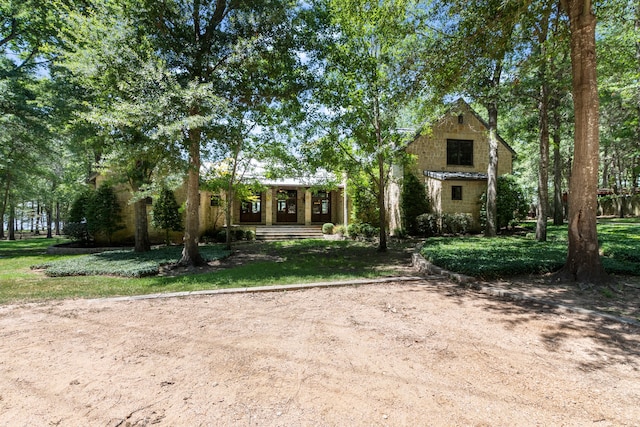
top-left (447, 139), bottom-right (473, 166)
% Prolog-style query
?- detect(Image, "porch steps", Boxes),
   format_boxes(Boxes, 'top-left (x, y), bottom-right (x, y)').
top-left (255, 226), bottom-right (324, 241)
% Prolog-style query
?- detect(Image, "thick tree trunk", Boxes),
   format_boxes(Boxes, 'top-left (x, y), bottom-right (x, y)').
top-left (133, 198), bottom-right (151, 252)
top-left (558, 0), bottom-right (608, 284)
top-left (552, 113), bottom-right (564, 225)
top-left (485, 101), bottom-right (499, 237)
top-left (537, 83), bottom-right (550, 242)
top-left (179, 126), bottom-right (205, 266)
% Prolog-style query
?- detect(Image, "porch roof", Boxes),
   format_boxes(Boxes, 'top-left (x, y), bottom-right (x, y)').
top-left (424, 170), bottom-right (488, 181)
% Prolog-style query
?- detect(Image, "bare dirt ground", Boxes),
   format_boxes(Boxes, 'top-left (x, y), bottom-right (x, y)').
top-left (1, 245), bottom-right (640, 426)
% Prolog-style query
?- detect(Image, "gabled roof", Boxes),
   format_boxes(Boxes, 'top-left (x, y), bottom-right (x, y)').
top-left (409, 98), bottom-right (516, 156)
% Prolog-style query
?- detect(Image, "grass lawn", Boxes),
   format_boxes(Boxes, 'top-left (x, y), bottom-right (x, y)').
top-left (0, 238), bottom-right (409, 304)
top-left (421, 220), bottom-right (640, 279)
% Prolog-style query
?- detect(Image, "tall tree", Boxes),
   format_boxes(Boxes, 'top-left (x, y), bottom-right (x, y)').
top-left (557, 0), bottom-right (608, 283)
top-left (131, 0), bottom-right (303, 265)
top-left (420, 0), bottom-right (522, 237)
top-left (307, 0), bottom-right (421, 252)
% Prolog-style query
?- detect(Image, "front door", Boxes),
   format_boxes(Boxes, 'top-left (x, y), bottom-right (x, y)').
top-left (311, 191), bottom-right (332, 223)
top-left (276, 189), bottom-right (298, 223)
top-left (240, 192), bottom-right (262, 223)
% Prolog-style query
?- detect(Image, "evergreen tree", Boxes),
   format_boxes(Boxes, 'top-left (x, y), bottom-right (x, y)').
top-left (401, 172), bottom-right (430, 236)
top-left (152, 187), bottom-right (183, 245)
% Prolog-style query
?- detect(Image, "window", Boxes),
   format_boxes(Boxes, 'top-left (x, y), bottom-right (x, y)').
top-left (447, 139), bottom-right (473, 166)
top-left (458, 114), bottom-right (464, 124)
top-left (210, 195), bottom-right (221, 207)
top-left (452, 186), bottom-right (463, 201)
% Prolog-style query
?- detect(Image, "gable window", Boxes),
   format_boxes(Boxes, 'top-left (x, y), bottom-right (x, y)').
top-left (451, 185), bottom-right (463, 200)
top-left (447, 139), bottom-right (473, 166)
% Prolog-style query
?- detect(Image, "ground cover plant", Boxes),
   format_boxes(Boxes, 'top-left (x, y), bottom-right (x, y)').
top-left (34, 245), bottom-right (231, 278)
top-left (0, 238), bottom-right (410, 304)
top-left (420, 220), bottom-right (640, 279)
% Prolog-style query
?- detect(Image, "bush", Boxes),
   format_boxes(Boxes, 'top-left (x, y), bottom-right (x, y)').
top-left (401, 172), bottom-right (430, 235)
top-left (216, 229), bottom-right (231, 243)
top-left (245, 230), bottom-right (255, 241)
top-left (152, 187), bottom-right (183, 244)
top-left (359, 223), bottom-right (379, 239)
top-left (322, 223), bottom-right (335, 234)
top-left (480, 175), bottom-right (528, 231)
top-left (416, 213), bottom-right (440, 237)
top-left (63, 222), bottom-right (91, 244)
top-left (393, 228), bottom-right (407, 238)
top-left (334, 224), bottom-right (347, 236)
top-left (234, 228), bottom-right (246, 240)
top-left (441, 213), bottom-right (472, 235)
top-left (347, 223), bottom-right (360, 239)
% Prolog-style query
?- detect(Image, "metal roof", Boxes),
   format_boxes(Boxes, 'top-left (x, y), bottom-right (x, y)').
top-left (424, 170), bottom-right (488, 181)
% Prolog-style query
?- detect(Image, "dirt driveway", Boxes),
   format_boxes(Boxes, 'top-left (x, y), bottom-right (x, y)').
top-left (1, 276), bottom-right (638, 426)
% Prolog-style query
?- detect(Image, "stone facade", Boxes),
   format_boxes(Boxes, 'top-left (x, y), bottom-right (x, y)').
top-left (389, 99), bottom-right (515, 232)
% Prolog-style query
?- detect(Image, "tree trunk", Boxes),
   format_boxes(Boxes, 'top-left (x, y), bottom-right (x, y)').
top-left (373, 95), bottom-right (387, 252)
top-left (46, 205), bottom-right (53, 239)
top-left (377, 152), bottom-right (387, 252)
top-left (133, 198), bottom-right (151, 252)
top-left (179, 126), bottom-right (205, 266)
top-left (485, 101), bottom-right (499, 237)
top-left (55, 201), bottom-right (61, 235)
top-left (8, 203), bottom-right (15, 241)
top-left (558, 0), bottom-right (608, 284)
top-left (536, 77), bottom-right (550, 241)
top-left (552, 111), bottom-right (564, 225)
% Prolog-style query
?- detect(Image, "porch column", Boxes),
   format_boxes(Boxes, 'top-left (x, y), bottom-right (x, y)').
top-left (304, 189), bottom-right (312, 225)
top-left (265, 188), bottom-right (273, 225)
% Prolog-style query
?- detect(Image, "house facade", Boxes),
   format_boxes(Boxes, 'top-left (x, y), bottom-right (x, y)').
top-left (95, 169), bottom-right (347, 245)
top-left (388, 99), bottom-right (516, 232)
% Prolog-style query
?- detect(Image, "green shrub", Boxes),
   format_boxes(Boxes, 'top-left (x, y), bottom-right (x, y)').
top-left (347, 223), bottom-right (360, 239)
top-left (152, 187), bottom-right (183, 244)
top-left (245, 230), bottom-right (255, 241)
top-left (334, 224), bottom-right (347, 236)
top-left (234, 229), bottom-right (246, 240)
top-left (216, 229), bottom-right (231, 243)
top-left (441, 213), bottom-right (472, 235)
top-left (87, 185), bottom-right (123, 244)
top-left (393, 228), bottom-right (407, 238)
top-left (322, 223), bottom-right (335, 234)
top-left (359, 223), bottom-right (379, 239)
top-left (416, 213), bottom-right (440, 237)
top-left (401, 172), bottom-right (430, 235)
top-left (480, 175), bottom-right (528, 231)
top-left (63, 222), bottom-right (91, 243)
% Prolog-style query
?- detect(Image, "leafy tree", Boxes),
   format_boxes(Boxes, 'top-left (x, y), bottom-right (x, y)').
top-left (306, 0), bottom-right (422, 252)
top-left (419, 0), bottom-right (522, 238)
top-left (480, 175), bottom-right (528, 231)
top-left (114, 0), bottom-right (306, 265)
top-left (152, 187), bottom-right (183, 245)
top-left (401, 172), bottom-right (430, 236)
top-left (87, 185), bottom-right (123, 245)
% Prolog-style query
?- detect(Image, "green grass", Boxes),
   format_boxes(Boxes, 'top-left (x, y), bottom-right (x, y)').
top-left (421, 221), bottom-right (640, 279)
top-left (0, 238), bottom-right (406, 304)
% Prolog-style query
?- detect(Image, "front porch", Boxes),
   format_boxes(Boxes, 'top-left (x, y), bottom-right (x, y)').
top-left (235, 187), bottom-right (347, 227)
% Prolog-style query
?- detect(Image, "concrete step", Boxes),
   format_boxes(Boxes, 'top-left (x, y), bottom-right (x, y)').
top-left (255, 226), bottom-right (324, 241)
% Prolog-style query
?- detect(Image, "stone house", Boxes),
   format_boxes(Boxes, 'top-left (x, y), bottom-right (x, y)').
top-left (388, 99), bottom-right (516, 232)
top-left (92, 167), bottom-right (347, 245)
